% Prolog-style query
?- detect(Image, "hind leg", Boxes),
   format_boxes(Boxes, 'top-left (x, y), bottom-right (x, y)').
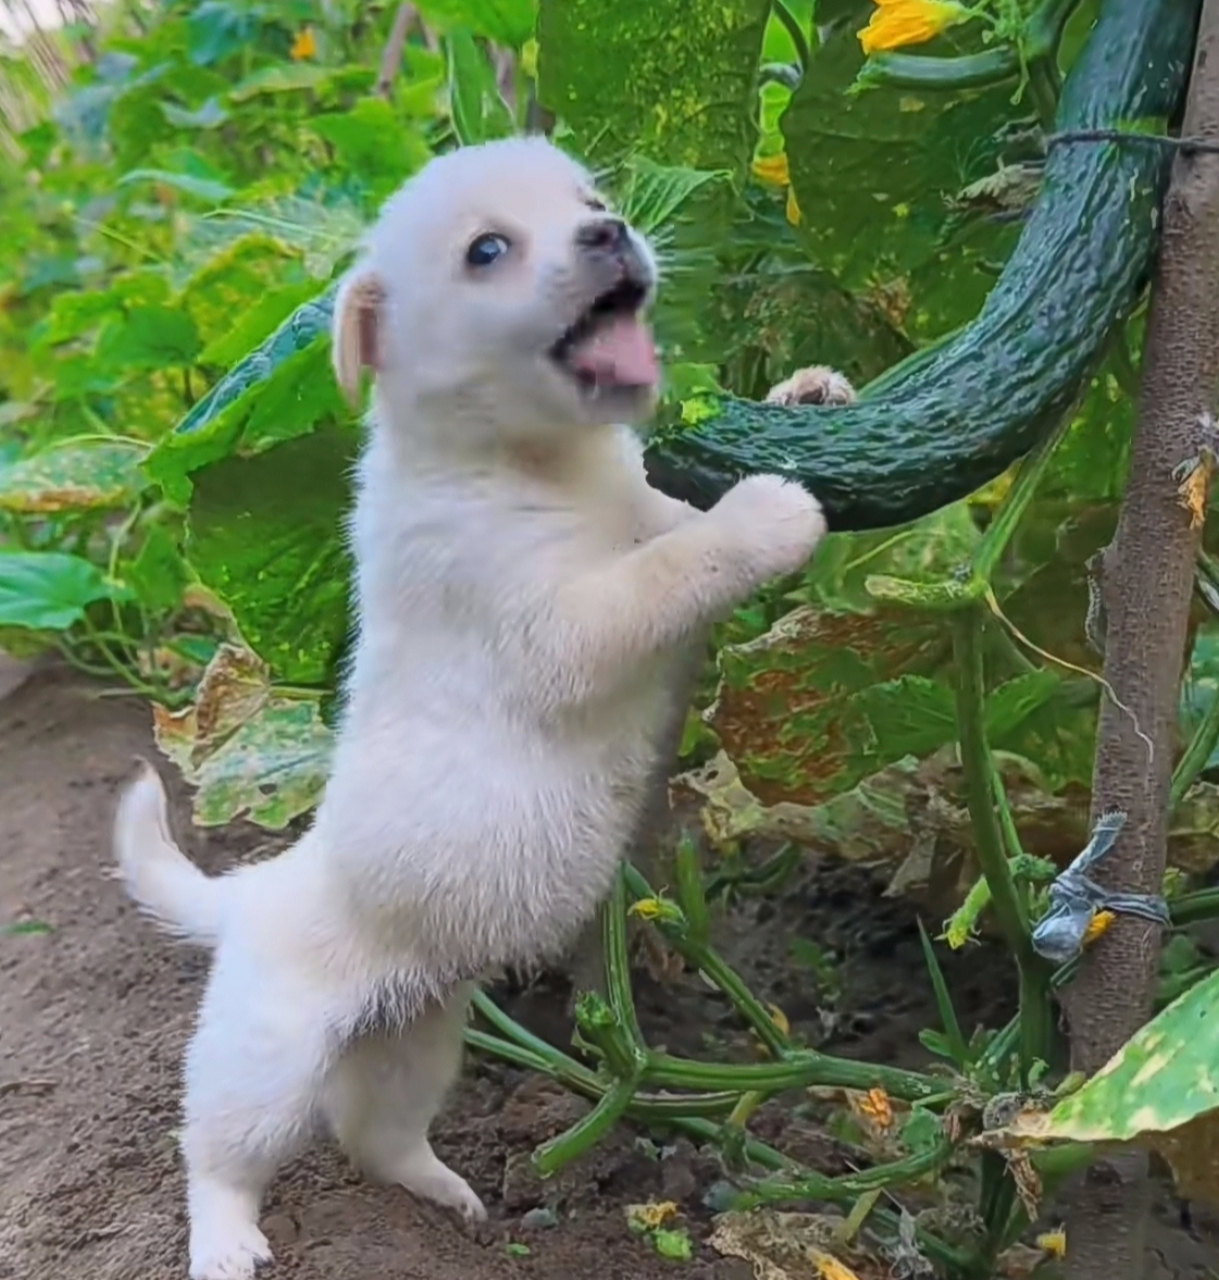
top-left (324, 984), bottom-right (485, 1222)
top-left (180, 954), bottom-right (337, 1279)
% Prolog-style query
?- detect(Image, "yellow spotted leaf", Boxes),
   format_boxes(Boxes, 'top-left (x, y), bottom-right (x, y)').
top-left (0, 438), bottom-right (149, 514)
top-left (153, 641), bottom-right (333, 830)
top-left (1001, 968), bottom-right (1219, 1208)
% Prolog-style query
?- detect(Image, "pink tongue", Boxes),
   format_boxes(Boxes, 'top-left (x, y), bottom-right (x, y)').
top-left (569, 315), bottom-right (659, 387)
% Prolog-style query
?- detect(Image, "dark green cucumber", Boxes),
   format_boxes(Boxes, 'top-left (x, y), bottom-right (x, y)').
top-left (643, 0), bottom-right (1201, 531)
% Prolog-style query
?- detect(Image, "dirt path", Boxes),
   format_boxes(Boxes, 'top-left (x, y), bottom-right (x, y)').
top-left (1, 668), bottom-right (1217, 1279)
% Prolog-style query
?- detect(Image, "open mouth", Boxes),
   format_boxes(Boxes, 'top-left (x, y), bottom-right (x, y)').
top-left (549, 276), bottom-right (659, 394)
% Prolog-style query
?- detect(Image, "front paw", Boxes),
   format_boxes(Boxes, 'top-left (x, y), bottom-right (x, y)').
top-left (765, 365), bottom-right (856, 407)
top-left (710, 473), bottom-right (827, 583)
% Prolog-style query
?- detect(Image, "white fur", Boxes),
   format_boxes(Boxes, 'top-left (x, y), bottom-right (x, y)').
top-left (114, 136), bottom-right (830, 1279)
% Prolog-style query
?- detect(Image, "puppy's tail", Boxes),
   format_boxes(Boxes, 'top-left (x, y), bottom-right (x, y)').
top-left (114, 762), bottom-right (226, 947)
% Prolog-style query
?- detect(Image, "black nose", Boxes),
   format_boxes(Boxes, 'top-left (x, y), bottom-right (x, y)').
top-left (576, 217), bottom-right (629, 254)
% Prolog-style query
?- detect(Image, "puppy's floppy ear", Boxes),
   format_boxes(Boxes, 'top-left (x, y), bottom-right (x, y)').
top-left (332, 264), bottom-right (386, 410)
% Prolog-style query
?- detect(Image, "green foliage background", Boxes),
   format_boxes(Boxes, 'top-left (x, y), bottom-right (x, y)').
top-left (0, 0), bottom-right (1215, 856)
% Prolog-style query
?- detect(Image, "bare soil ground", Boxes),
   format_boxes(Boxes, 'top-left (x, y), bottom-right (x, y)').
top-left (2, 668), bottom-right (1217, 1280)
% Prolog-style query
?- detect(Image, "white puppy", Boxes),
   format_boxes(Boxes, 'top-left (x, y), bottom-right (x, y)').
top-left (114, 136), bottom-right (835, 1280)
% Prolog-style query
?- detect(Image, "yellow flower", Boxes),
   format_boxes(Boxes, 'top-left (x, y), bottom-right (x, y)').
top-left (628, 896), bottom-right (683, 923)
top-left (785, 186), bottom-right (803, 226)
top-left (1036, 1227), bottom-right (1067, 1258)
top-left (751, 152), bottom-right (803, 225)
top-left (291, 26), bottom-right (317, 61)
top-left (857, 0), bottom-right (970, 55)
top-left (751, 152), bottom-right (790, 187)
top-left (1083, 909), bottom-right (1116, 946)
top-left (626, 1202), bottom-right (679, 1232)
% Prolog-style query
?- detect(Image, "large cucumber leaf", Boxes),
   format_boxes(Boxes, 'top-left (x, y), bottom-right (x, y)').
top-left (185, 425), bottom-right (356, 686)
top-left (537, 0), bottom-right (771, 178)
top-left (144, 286), bottom-right (339, 504)
top-left (1005, 968), bottom-right (1219, 1206)
top-left (417, 0), bottom-right (538, 48)
top-left (783, 0), bottom-right (1025, 342)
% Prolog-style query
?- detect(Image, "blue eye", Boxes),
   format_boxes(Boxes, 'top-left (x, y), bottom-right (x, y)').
top-left (466, 233), bottom-right (510, 267)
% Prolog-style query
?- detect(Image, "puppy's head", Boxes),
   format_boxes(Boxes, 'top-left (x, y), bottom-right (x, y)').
top-left (332, 137), bottom-right (660, 443)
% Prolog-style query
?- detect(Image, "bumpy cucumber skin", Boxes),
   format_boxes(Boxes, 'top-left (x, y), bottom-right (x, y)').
top-left (643, 0), bottom-right (1201, 531)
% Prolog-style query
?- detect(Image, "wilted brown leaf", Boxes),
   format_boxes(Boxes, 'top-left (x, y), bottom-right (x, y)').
top-left (709, 1210), bottom-right (887, 1280)
top-left (709, 605), bottom-right (945, 808)
top-left (153, 641), bottom-right (332, 830)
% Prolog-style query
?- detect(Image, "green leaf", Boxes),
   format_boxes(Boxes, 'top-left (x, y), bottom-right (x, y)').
top-left (782, 4), bottom-right (1023, 340)
top-left (614, 156), bottom-right (730, 234)
top-left (36, 270), bottom-right (171, 347)
top-left (538, 0), bottom-right (771, 177)
top-left (417, 0), bottom-right (537, 47)
top-left (1018, 969), bottom-right (1219, 1145)
top-left (984, 669), bottom-right (1062, 740)
top-left (119, 167), bottom-right (234, 203)
top-left (197, 279), bottom-right (327, 368)
top-left (917, 918), bottom-right (969, 1067)
top-left (229, 62), bottom-right (334, 101)
top-left (146, 287), bottom-right (337, 504)
top-left (188, 0), bottom-right (262, 67)
top-left (851, 675), bottom-right (957, 761)
top-left (160, 96), bottom-right (230, 128)
top-left (185, 426), bottom-right (355, 685)
top-left (96, 306), bottom-right (201, 371)
top-left (652, 1228), bottom-right (693, 1261)
top-left (240, 338), bottom-right (348, 454)
top-left (126, 524), bottom-right (192, 614)
top-left (1007, 968), bottom-right (1219, 1205)
top-left (0, 438), bottom-right (149, 514)
top-left (446, 30), bottom-right (515, 145)
top-left (0, 551), bottom-right (121, 631)
top-left (310, 98), bottom-right (432, 193)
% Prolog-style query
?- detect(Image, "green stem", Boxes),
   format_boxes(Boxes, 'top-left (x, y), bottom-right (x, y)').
top-left (953, 609), bottom-right (1053, 1082)
top-left (623, 863), bottom-right (792, 1059)
top-left (603, 867), bottom-right (646, 1051)
top-left (466, 1021), bottom-right (741, 1120)
top-left (533, 1077), bottom-right (637, 1176)
top-left (575, 993), bottom-right (640, 1079)
top-left (672, 1118), bottom-right (972, 1273)
top-left (739, 1139), bottom-right (952, 1205)
top-left (953, 612), bottom-right (1033, 955)
top-left (644, 1049), bottom-right (940, 1101)
top-left (1023, 0), bottom-right (1086, 57)
top-left (1167, 885), bottom-right (1219, 926)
